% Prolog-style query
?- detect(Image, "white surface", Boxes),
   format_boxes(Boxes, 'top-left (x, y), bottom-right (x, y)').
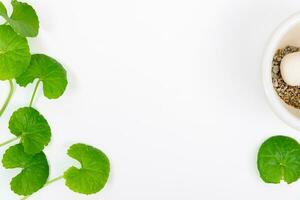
top-left (0, 0), bottom-right (300, 199)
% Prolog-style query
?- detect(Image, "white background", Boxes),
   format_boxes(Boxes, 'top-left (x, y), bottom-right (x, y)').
top-left (0, 0), bottom-right (300, 199)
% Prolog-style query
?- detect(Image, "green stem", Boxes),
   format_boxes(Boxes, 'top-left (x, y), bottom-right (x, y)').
top-left (21, 175), bottom-right (64, 200)
top-left (29, 80), bottom-right (41, 107)
top-left (0, 79), bottom-right (14, 117)
top-left (45, 175), bottom-right (64, 186)
top-left (0, 137), bottom-right (19, 148)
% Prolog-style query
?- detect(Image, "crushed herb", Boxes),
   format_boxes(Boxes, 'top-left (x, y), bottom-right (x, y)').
top-left (272, 46), bottom-right (300, 108)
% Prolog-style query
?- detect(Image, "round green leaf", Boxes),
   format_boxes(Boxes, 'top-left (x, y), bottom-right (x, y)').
top-left (257, 135), bottom-right (300, 184)
top-left (64, 143), bottom-right (110, 194)
top-left (16, 54), bottom-right (68, 99)
top-left (7, 0), bottom-right (39, 37)
top-left (9, 107), bottom-right (51, 154)
top-left (0, 25), bottom-right (30, 80)
top-left (2, 144), bottom-right (49, 196)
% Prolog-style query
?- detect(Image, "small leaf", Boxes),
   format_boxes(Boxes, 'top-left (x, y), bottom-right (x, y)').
top-left (9, 107), bottom-right (51, 154)
top-left (257, 135), bottom-right (300, 184)
top-left (2, 144), bottom-right (49, 196)
top-left (7, 0), bottom-right (39, 37)
top-left (16, 54), bottom-right (68, 99)
top-left (64, 143), bottom-right (110, 194)
top-left (0, 25), bottom-right (30, 80)
top-left (0, 2), bottom-right (8, 17)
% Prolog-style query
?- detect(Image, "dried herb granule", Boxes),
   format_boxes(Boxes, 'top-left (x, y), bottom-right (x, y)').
top-left (272, 46), bottom-right (300, 109)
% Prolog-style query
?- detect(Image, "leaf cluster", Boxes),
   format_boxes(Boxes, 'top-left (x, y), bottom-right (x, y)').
top-left (0, 1), bottom-right (110, 199)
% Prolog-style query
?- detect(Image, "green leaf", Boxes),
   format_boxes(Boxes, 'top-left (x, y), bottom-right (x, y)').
top-left (16, 54), bottom-right (68, 99)
top-left (64, 143), bottom-right (110, 194)
top-left (2, 144), bottom-right (49, 196)
top-left (257, 135), bottom-right (300, 184)
top-left (0, 2), bottom-right (7, 17)
top-left (9, 107), bottom-right (51, 154)
top-left (7, 0), bottom-right (39, 37)
top-left (0, 25), bottom-right (30, 80)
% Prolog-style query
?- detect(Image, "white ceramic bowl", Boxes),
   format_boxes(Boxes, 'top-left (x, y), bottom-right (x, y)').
top-left (263, 12), bottom-right (300, 131)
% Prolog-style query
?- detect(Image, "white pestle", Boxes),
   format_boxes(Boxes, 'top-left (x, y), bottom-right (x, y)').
top-left (280, 51), bottom-right (300, 86)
